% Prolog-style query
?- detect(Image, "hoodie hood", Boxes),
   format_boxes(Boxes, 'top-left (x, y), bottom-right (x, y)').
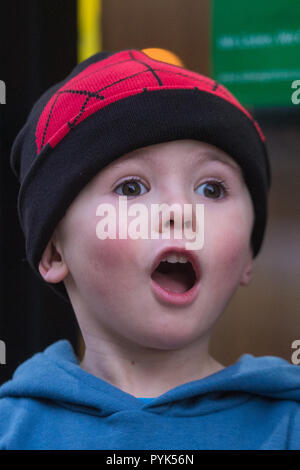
top-left (1, 340), bottom-right (300, 418)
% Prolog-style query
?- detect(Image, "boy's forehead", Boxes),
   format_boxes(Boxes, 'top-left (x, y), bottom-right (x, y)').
top-left (105, 140), bottom-right (241, 174)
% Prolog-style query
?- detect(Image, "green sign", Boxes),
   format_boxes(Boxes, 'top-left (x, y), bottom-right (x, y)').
top-left (212, 0), bottom-right (300, 107)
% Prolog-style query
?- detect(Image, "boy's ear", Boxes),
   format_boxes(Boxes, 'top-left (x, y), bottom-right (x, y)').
top-left (38, 235), bottom-right (69, 284)
top-left (240, 248), bottom-right (253, 286)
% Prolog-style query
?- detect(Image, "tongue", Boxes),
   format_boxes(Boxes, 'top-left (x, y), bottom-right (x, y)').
top-left (151, 267), bottom-right (190, 293)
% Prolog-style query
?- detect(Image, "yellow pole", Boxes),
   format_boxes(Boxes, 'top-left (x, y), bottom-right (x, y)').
top-left (77, 0), bottom-right (102, 63)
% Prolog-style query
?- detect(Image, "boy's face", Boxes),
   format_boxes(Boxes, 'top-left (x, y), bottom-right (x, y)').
top-left (40, 139), bottom-right (254, 351)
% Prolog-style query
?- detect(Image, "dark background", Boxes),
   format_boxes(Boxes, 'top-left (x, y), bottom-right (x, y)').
top-left (0, 1), bottom-right (80, 384)
top-left (1, 0), bottom-right (299, 385)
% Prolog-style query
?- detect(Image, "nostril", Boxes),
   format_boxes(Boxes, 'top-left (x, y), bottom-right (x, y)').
top-left (165, 220), bottom-right (173, 227)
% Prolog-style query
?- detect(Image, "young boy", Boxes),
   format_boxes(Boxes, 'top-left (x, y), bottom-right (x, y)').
top-left (0, 49), bottom-right (299, 450)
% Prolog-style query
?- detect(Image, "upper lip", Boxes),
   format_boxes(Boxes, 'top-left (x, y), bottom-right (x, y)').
top-left (150, 246), bottom-right (201, 282)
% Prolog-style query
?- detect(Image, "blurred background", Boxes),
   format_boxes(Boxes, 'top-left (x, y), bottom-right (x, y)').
top-left (0, 0), bottom-right (299, 384)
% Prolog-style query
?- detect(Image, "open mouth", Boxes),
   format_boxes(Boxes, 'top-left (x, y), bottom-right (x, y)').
top-left (150, 254), bottom-right (198, 294)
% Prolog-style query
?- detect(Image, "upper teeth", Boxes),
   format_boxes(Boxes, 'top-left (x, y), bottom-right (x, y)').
top-left (161, 254), bottom-right (189, 263)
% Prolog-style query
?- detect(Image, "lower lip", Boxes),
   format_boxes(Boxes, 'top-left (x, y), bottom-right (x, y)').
top-left (150, 278), bottom-right (201, 306)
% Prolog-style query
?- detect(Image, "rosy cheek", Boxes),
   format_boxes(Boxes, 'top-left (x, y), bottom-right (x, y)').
top-left (216, 231), bottom-right (247, 268)
top-left (96, 238), bottom-right (132, 267)
top-left (205, 210), bottom-right (250, 273)
top-left (89, 235), bottom-right (142, 275)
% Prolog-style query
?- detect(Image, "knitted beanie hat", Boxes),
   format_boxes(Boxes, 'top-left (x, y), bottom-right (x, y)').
top-left (10, 49), bottom-right (271, 303)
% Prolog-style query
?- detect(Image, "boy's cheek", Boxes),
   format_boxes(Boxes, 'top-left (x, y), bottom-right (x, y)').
top-left (88, 235), bottom-right (143, 273)
top-left (67, 236), bottom-right (139, 303)
top-left (215, 232), bottom-right (248, 269)
top-left (205, 211), bottom-right (251, 269)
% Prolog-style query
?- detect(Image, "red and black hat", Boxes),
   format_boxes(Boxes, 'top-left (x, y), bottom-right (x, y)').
top-left (10, 49), bottom-right (271, 302)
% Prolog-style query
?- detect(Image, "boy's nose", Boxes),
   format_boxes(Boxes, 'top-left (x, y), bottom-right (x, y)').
top-left (153, 201), bottom-right (198, 238)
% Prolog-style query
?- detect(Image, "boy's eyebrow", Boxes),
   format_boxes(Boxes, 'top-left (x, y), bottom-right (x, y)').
top-left (109, 149), bottom-right (241, 173)
top-left (199, 150), bottom-right (242, 173)
top-left (107, 158), bottom-right (150, 172)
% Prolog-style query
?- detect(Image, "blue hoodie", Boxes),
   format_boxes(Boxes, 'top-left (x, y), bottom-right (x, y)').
top-left (0, 340), bottom-right (299, 450)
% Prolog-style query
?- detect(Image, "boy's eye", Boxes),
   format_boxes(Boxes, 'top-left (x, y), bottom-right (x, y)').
top-left (114, 178), bottom-right (148, 196)
top-left (114, 178), bottom-right (227, 198)
top-left (195, 181), bottom-right (226, 199)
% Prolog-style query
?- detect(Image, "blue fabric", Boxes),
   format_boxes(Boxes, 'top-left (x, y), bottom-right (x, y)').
top-left (137, 398), bottom-right (156, 403)
top-left (0, 340), bottom-right (299, 450)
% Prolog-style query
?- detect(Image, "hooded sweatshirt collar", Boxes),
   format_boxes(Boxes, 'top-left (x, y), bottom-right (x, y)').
top-left (1, 340), bottom-right (300, 418)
